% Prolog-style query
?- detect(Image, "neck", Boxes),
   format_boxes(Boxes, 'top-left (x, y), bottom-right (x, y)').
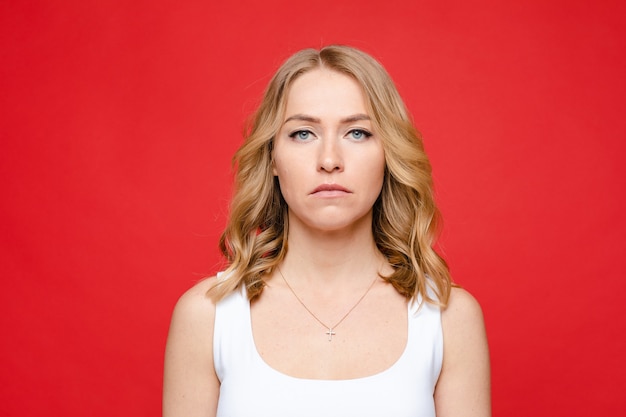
top-left (279, 212), bottom-right (386, 288)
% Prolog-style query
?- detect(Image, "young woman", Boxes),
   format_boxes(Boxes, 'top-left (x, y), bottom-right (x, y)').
top-left (163, 45), bottom-right (490, 417)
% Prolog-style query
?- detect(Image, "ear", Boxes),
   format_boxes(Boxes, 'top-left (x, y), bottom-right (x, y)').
top-left (271, 158), bottom-right (278, 176)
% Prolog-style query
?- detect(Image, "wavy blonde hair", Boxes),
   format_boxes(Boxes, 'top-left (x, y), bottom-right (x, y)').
top-left (212, 45), bottom-right (451, 306)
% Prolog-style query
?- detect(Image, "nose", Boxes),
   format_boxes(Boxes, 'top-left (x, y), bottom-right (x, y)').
top-left (317, 138), bottom-right (343, 172)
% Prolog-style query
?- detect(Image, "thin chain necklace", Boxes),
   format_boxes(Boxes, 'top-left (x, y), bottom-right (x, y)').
top-left (277, 267), bottom-right (378, 341)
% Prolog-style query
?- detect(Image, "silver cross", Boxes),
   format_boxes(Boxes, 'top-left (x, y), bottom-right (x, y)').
top-left (326, 328), bottom-right (336, 341)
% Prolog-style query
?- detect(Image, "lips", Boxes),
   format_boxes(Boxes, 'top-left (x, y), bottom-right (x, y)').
top-left (311, 184), bottom-right (351, 195)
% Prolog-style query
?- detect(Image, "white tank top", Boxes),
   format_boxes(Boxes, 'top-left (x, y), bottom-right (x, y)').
top-left (214, 286), bottom-right (443, 417)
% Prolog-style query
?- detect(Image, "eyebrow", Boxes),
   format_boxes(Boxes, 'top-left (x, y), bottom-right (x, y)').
top-left (283, 113), bottom-right (371, 124)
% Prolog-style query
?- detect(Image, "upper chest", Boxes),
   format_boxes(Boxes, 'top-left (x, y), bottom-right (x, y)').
top-left (250, 283), bottom-right (409, 380)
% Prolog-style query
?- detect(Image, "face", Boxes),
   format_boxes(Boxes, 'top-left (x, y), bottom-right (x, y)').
top-left (272, 68), bottom-right (386, 233)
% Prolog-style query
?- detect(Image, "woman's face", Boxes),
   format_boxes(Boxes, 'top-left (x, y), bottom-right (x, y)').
top-left (272, 68), bottom-right (386, 233)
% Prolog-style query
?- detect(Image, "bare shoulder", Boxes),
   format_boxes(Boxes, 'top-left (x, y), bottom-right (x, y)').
top-left (441, 286), bottom-right (485, 331)
top-left (440, 286), bottom-right (489, 362)
top-left (165, 276), bottom-right (219, 367)
top-left (163, 276), bottom-right (220, 417)
top-left (172, 276), bottom-right (219, 321)
top-left (436, 286), bottom-right (491, 417)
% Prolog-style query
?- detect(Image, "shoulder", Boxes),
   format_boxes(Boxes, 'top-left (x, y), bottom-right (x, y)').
top-left (163, 276), bottom-right (221, 417)
top-left (435, 287), bottom-right (491, 417)
top-left (440, 287), bottom-right (488, 363)
top-left (441, 286), bottom-right (485, 330)
top-left (174, 276), bottom-right (219, 313)
top-left (166, 275), bottom-right (219, 358)
top-left (169, 277), bottom-right (219, 332)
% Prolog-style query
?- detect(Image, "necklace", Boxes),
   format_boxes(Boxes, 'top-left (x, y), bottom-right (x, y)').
top-left (277, 267), bottom-right (378, 341)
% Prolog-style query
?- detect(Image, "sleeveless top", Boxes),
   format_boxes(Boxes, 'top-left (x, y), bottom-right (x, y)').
top-left (214, 286), bottom-right (443, 417)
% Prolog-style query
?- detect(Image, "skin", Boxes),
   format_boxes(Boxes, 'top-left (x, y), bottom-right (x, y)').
top-left (271, 68), bottom-right (386, 236)
top-left (162, 68), bottom-right (491, 417)
top-left (255, 69), bottom-right (404, 379)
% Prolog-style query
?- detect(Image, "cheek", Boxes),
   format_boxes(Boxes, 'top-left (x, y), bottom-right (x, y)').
top-left (273, 157), bottom-right (289, 178)
top-left (367, 148), bottom-right (386, 183)
top-left (272, 152), bottom-right (288, 177)
top-left (272, 158), bottom-right (294, 197)
top-left (271, 145), bottom-right (293, 177)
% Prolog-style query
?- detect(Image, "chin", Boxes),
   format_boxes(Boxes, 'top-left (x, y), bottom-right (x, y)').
top-left (300, 212), bottom-right (374, 234)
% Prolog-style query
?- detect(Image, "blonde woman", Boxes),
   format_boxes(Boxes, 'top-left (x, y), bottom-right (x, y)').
top-left (163, 45), bottom-right (490, 417)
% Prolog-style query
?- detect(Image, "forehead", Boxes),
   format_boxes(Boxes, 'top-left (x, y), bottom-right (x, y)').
top-left (283, 69), bottom-right (369, 118)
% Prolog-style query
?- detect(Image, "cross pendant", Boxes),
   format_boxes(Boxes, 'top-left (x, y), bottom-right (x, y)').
top-left (326, 328), bottom-right (336, 341)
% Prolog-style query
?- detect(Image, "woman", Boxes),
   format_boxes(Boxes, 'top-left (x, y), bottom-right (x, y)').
top-left (163, 45), bottom-right (490, 417)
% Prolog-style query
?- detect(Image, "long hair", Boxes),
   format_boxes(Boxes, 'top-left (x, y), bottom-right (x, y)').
top-left (212, 45), bottom-right (451, 306)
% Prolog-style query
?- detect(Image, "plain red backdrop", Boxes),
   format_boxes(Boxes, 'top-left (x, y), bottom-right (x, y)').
top-left (1, 0), bottom-right (624, 416)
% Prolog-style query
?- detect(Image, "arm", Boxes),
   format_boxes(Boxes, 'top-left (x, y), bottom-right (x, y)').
top-left (163, 278), bottom-right (220, 417)
top-left (434, 287), bottom-right (491, 417)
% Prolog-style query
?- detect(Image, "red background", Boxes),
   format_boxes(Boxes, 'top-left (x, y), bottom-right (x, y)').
top-left (1, 0), bottom-right (625, 415)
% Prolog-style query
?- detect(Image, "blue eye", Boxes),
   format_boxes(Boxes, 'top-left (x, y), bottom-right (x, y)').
top-left (289, 130), bottom-right (312, 140)
top-left (348, 129), bottom-right (372, 140)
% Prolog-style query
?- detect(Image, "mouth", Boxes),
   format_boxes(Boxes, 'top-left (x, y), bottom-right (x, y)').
top-left (311, 184), bottom-right (351, 195)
